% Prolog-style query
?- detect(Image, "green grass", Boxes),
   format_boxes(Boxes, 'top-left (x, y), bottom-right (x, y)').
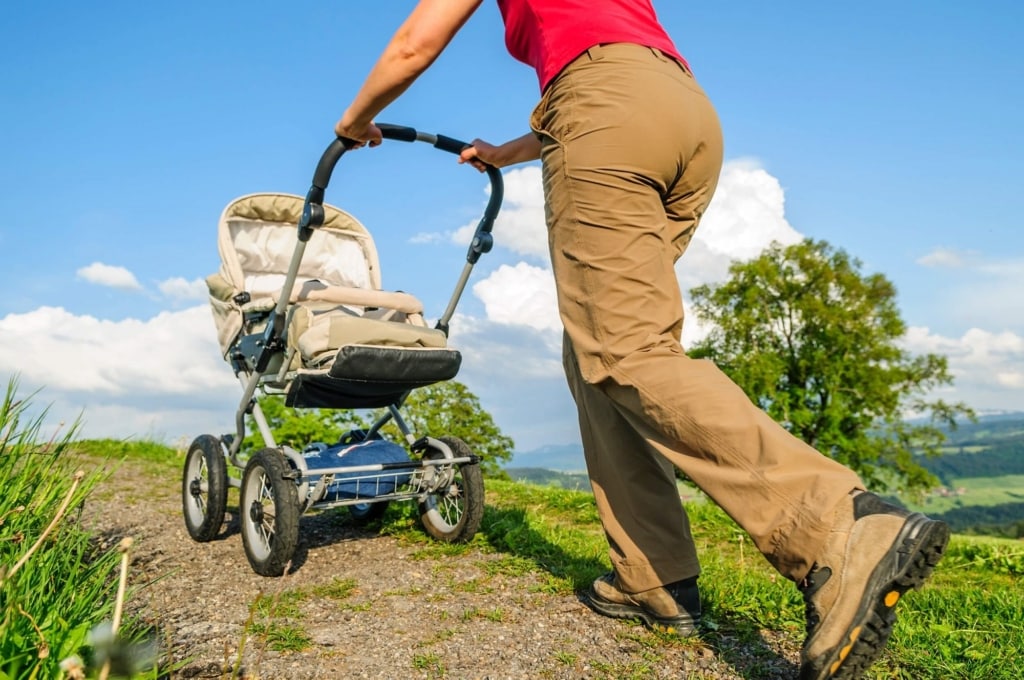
top-left (243, 588), bottom-right (313, 656)
top-left (244, 621), bottom-right (312, 653)
top-left (410, 651), bottom-right (445, 676)
top-left (71, 437), bottom-right (183, 470)
top-left (0, 381), bottom-right (158, 679)
top-left (378, 477), bottom-right (1023, 679)
top-left (18, 415), bottom-right (1021, 679)
top-left (311, 577), bottom-right (358, 601)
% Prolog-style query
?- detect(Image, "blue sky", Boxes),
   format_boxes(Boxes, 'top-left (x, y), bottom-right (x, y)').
top-left (1, 1), bottom-right (1022, 453)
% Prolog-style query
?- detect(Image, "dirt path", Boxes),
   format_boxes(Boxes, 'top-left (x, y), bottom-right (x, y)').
top-left (80, 455), bottom-right (800, 679)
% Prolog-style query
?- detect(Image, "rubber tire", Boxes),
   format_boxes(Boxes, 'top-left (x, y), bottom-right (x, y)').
top-left (418, 436), bottom-right (484, 543)
top-left (182, 434), bottom-right (228, 542)
top-left (349, 500), bottom-right (390, 524)
top-left (240, 448), bottom-right (300, 577)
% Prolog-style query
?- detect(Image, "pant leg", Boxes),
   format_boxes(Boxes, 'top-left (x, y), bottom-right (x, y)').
top-left (564, 331), bottom-right (701, 591)
top-left (531, 44), bottom-right (863, 584)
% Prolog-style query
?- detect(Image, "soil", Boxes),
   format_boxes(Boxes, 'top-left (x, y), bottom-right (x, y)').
top-left (79, 455), bottom-right (802, 679)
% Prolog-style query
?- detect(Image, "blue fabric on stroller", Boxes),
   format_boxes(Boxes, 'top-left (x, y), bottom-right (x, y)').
top-left (303, 439), bottom-right (413, 501)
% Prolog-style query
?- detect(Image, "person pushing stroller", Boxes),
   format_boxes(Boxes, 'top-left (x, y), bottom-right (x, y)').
top-left (334, 2), bottom-right (950, 678)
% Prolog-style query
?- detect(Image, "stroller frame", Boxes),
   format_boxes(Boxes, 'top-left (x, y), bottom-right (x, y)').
top-left (182, 125), bottom-right (504, 576)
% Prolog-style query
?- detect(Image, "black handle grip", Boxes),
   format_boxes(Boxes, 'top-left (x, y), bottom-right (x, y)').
top-left (434, 134), bottom-right (470, 155)
top-left (311, 138), bottom-right (349, 194)
top-left (301, 125), bottom-right (504, 259)
top-left (378, 123), bottom-right (418, 142)
top-left (312, 125), bottom-right (419, 193)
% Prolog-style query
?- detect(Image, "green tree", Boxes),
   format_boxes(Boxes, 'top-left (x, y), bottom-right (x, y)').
top-left (245, 381), bottom-right (514, 476)
top-left (243, 396), bottom-right (368, 451)
top-left (380, 381), bottom-right (515, 477)
top-left (688, 238), bottom-right (973, 494)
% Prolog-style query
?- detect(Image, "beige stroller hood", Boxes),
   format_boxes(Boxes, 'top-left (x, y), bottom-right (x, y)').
top-left (207, 192), bottom-right (381, 356)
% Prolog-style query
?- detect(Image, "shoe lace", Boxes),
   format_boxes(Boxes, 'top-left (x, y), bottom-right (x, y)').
top-left (799, 566), bottom-right (832, 634)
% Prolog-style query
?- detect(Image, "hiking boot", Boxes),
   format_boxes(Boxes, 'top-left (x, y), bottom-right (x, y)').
top-left (799, 491), bottom-right (950, 680)
top-left (586, 572), bottom-right (700, 635)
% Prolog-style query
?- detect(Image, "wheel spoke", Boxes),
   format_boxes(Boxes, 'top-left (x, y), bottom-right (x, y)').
top-left (255, 470), bottom-right (277, 550)
top-left (435, 480), bottom-right (463, 526)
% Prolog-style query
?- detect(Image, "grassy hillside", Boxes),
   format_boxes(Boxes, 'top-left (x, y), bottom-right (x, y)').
top-left (901, 416), bottom-right (1024, 537)
top-left (76, 438), bottom-right (1024, 678)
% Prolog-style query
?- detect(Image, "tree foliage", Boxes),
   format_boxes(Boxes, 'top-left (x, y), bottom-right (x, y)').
top-left (379, 381), bottom-right (515, 476)
top-left (244, 381), bottom-right (513, 476)
top-left (243, 396), bottom-right (367, 451)
top-left (688, 238), bottom-right (973, 493)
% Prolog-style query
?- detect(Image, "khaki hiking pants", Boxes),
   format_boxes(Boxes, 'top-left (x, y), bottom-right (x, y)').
top-left (529, 43), bottom-right (863, 591)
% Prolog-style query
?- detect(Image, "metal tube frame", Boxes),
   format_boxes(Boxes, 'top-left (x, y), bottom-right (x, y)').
top-left (218, 125), bottom-right (499, 512)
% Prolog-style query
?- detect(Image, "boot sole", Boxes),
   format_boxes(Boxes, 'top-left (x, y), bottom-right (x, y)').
top-left (801, 514), bottom-right (951, 680)
top-left (585, 588), bottom-right (699, 636)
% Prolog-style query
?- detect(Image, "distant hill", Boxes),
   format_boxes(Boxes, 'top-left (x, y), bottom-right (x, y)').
top-left (508, 443), bottom-right (585, 472)
top-left (504, 467), bottom-right (592, 492)
top-left (910, 413), bottom-right (1024, 538)
top-left (940, 412), bottom-right (1024, 446)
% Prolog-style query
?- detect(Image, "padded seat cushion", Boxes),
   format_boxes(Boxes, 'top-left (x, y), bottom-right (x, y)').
top-left (297, 314), bottom-right (448, 365)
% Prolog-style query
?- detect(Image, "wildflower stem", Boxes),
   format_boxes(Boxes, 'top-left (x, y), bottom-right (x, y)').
top-left (98, 537), bottom-right (133, 680)
top-left (3, 469), bottom-right (85, 584)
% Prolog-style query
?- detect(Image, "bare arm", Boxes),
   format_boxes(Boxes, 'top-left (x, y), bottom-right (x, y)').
top-left (336, 0), bottom-right (483, 145)
top-left (459, 132), bottom-right (542, 170)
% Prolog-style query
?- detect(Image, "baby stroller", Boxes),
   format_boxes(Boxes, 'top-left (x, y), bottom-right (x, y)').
top-left (181, 125), bottom-right (503, 576)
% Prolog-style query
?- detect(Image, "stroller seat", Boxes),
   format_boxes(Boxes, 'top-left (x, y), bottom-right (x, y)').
top-left (207, 192), bottom-right (461, 409)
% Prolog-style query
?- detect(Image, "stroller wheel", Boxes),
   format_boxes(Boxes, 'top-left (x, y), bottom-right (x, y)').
top-left (349, 500), bottom-right (390, 524)
top-left (240, 448), bottom-right (300, 576)
top-left (418, 436), bottom-right (484, 543)
top-left (182, 435), bottom-right (228, 542)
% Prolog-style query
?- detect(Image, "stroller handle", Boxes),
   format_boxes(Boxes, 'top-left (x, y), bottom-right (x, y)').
top-left (298, 123), bottom-right (506, 336)
top-left (301, 124), bottom-right (504, 268)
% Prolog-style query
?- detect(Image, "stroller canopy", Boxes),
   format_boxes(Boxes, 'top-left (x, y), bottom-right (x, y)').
top-left (208, 192), bottom-right (385, 356)
top-left (217, 192), bottom-right (382, 296)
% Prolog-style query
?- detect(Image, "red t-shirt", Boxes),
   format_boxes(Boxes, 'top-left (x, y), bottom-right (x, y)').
top-left (496, 0), bottom-right (687, 90)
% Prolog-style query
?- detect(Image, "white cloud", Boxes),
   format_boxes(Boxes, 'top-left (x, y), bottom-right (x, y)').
top-left (76, 262), bottom-right (143, 291)
top-left (916, 247), bottom-right (975, 268)
top-left (676, 159), bottom-right (804, 292)
top-left (409, 231), bottom-right (445, 245)
top-left (450, 312), bottom-right (562, 380)
top-left (453, 166), bottom-right (548, 260)
top-left (698, 159), bottom-right (802, 258)
top-left (901, 326), bottom-right (1024, 410)
top-left (912, 252), bottom-right (1024, 335)
top-left (158, 276), bottom-right (208, 302)
top-left (446, 313), bottom-right (575, 450)
top-left (464, 158), bottom-right (804, 344)
top-left (0, 305), bottom-right (238, 441)
top-left (472, 262), bottom-right (559, 332)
